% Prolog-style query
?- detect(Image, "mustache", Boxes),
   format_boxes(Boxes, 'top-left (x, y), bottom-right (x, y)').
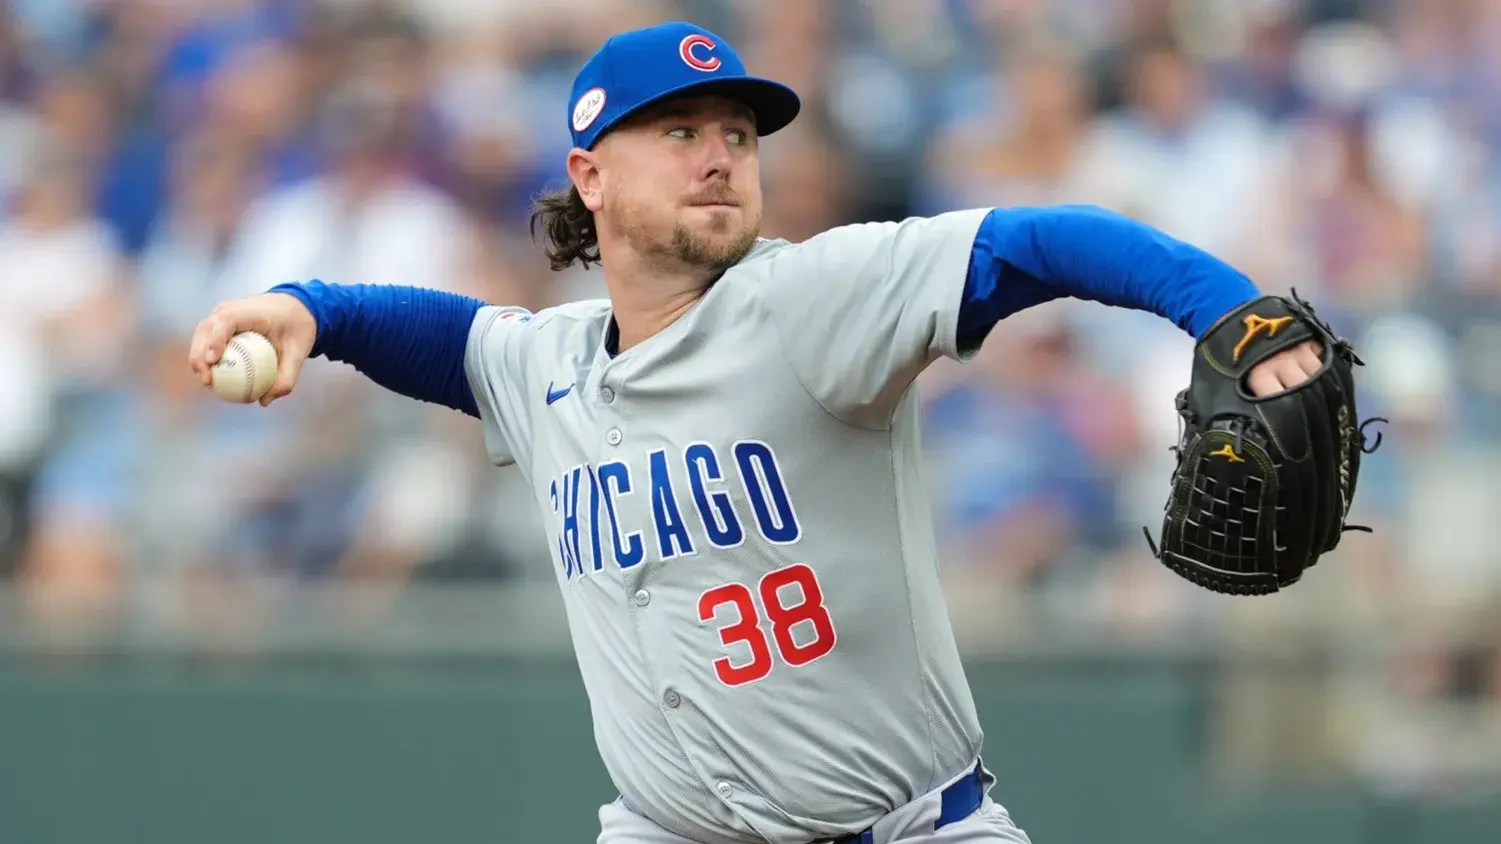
top-left (683, 185), bottom-right (742, 207)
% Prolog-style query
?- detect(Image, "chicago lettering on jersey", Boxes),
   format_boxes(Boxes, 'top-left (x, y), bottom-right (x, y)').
top-left (547, 440), bottom-right (801, 579)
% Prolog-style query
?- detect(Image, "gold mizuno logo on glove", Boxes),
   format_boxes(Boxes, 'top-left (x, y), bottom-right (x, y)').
top-left (1210, 444), bottom-right (1245, 463)
top-left (1233, 315), bottom-right (1295, 362)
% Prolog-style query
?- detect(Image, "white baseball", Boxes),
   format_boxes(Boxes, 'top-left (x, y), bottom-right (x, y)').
top-left (210, 331), bottom-right (279, 404)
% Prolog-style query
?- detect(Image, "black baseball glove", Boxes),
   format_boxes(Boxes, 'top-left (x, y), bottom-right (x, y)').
top-left (1144, 291), bottom-right (1385, 596)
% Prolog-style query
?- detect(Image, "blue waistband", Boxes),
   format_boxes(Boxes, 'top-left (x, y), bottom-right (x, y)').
top-left (824, 759), bottom-right (986, 844)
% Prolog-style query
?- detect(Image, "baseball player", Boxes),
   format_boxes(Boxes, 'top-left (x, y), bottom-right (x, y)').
top-left (189, 21), bottom-right (1351, 844)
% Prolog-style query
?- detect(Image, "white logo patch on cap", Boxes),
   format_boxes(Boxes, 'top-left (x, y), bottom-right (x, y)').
top-left (572, 87), bottom-right (607, 133)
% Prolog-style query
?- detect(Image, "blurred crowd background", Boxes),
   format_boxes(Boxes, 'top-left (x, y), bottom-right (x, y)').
top-left (2, 0), bottom-right (1501, 806)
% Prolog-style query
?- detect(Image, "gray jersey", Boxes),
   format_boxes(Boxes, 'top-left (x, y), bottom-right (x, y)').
top-left (465, 208), bottom-right (993, 844)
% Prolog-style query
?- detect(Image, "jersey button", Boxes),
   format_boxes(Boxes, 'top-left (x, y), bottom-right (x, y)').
top-left (600, 386), bottom-right (615, 404)
top-left (716, 782), bottom-right (733, 798)
top-left (633, 589), bottom-right (650, 606)
top-left (663, 689), bottom-right (681, 709)
top-left (606, 428), bottom-right (623, 446)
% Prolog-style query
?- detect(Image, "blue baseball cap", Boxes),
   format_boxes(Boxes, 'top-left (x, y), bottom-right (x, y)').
top-left (567, 21), bottom-right (801, 151)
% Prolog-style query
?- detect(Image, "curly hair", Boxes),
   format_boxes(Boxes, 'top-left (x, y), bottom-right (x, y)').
top-left (529, 185), bottom-right (601, 271)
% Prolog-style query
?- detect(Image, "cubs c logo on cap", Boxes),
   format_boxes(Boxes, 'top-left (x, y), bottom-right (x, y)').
top-left (679, 34), bottom-right (720, 71)
top-left (572, 87), bottom-right (607, 132)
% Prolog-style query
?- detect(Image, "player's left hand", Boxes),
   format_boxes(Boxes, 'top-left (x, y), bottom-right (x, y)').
top-left (1246, 339), bottom-right (1323, 397)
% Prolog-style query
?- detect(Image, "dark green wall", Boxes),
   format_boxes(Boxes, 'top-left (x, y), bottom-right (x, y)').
top-left (1, 655), bottom-right (1493, 844)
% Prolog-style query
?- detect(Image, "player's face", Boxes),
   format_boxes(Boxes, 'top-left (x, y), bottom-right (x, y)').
top-left (595, 96), bottom-right (763, 271)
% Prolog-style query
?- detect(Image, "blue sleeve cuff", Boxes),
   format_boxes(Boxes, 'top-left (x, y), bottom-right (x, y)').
top-left (270, 283), bottom-right (329, 356)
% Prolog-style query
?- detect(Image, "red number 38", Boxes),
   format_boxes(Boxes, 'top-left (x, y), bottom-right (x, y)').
top-left (696, 563), bottom-right (837, 687)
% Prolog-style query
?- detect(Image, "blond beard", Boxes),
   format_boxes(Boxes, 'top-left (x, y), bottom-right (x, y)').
top-left (611, 195), bottom-right (759, 272)
top-left (670, 215), bottom-right (759, 271)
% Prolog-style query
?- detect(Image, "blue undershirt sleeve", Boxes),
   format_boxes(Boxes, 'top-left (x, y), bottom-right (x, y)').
top-left (956, 205), bottom-right (1260, 353)
top-left (269, 280), bottom-right (484, 418)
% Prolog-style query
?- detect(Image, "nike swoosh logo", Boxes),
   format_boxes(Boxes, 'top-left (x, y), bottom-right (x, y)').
top-left (546, 382), bottom-right (574, 405)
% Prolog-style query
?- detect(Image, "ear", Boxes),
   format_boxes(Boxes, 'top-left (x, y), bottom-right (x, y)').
top-left (567, 149), bottom-right (604, 213)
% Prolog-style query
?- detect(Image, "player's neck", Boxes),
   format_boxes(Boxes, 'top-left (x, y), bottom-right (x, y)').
top-left (600, 251), bottom-right (714, 354)
top-left (607, 282), bottom-right (707, 353)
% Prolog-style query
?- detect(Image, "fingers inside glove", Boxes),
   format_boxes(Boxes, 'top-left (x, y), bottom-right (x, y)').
top-left (1248, 340), bottom-right (1325, 396)
top-left (1294, 340), bottom-right (1323, 377)
top-left (1248, 366), bottom-right (1286, 397)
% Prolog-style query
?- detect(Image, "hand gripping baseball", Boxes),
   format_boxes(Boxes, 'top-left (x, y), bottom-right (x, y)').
top-left (188, 293), bottom-right (317, 407)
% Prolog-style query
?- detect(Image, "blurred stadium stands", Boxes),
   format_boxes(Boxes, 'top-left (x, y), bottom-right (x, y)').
top-left (2, 0), bottom-right (1501, 840)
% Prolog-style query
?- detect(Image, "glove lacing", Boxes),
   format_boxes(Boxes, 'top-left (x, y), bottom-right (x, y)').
top-left (1339, 416), bottom-right (1389, 535)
